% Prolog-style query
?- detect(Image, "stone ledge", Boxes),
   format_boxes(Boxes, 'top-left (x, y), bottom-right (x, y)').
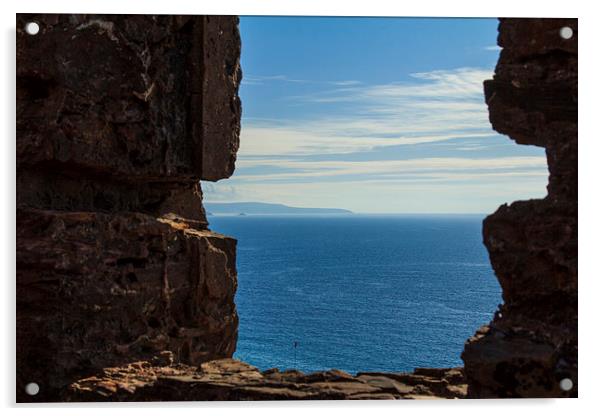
top-left (63, 356), bottom-right (467, 401)
top-left (16, 209), bottom-right (238, 401)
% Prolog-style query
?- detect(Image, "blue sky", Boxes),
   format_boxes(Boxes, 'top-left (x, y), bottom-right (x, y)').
top-left (202, 17), bottom-right (548, 213)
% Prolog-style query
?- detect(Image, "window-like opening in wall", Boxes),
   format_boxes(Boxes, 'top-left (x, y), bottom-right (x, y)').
top-left (202, 17), bottom-right (549, 374)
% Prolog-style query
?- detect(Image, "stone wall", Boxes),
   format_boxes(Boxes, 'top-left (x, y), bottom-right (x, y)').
top-left (16, 14), bottom-right (242, 401)
top-left (16, 15), bottom-right (578, 402)
top-left (462, 18), bottom-right (578, 398)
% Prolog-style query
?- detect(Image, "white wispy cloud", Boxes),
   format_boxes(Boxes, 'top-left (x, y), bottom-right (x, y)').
top-left (232, 156), bottom-right (547, 182)
top-left (239, 67), bottom-right (494, 157)
top-left (242, 74), bottom-right (362, 87)
top-left (205, 67), bottom-right (548, 212)
top-left (292, 67), bottom-right (490, 103)
top-left (332, 80), bottom-right (362, 86)
top-left (242, 74), bottom-right (312, 85)
top-left (239, 125), bottom-right (494, 157)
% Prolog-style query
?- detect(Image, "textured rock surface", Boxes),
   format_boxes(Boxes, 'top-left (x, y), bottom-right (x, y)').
top-left (16, 14), bottom-right (242, 402)
top-left (63, 356), bottom-right (467, 401)
top-left (17, 14), bottom-right (241, 183)
top-left (17, 14), bottom-right (578, 402)
top-left (462, 18), bottom-right (578, 398)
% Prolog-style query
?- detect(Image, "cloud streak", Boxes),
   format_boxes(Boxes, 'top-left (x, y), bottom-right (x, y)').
top-left (206, 67), bottom-right (548, 212)
top-left (242, 74), bottom-right (362, 87)
top-left (232, 156), bottom-right (547, 181)
top-left (239, 68), bottom-right (495, 158)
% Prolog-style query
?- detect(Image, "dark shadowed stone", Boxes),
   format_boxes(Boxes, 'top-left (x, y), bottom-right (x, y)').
top-left (462, 18), bottom-right (577, 398)
top-left (16, 13), bottom-right (242, 402)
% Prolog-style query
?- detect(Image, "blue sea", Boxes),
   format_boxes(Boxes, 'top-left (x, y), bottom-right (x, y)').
top-left (208, 214), bottom-right (501, 374)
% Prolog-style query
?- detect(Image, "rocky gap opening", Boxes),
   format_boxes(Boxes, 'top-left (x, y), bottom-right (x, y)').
top-left (203, 18), bottom-right (550, 379)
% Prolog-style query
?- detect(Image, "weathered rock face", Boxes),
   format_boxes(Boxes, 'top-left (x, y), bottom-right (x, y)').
top-left (17, 14), bottom-right (578, 402)
top-left (462, 18), bottom-right (578, 398)
top-left (17, 14), bottom-right (241, 184)
top-left (16, 14), bottom-right (242, 402)
top-left (63, 355), bottom-right (467, 401)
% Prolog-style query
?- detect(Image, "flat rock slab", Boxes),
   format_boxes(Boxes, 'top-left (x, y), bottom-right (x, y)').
top-left (64, 357), bottom-right (467, 401)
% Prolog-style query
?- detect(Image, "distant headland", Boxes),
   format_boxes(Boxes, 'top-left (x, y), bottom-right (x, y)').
top-left (204, 202), bottom-right (353, 215)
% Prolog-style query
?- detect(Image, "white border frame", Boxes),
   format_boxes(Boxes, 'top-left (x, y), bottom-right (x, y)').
top-left (2, 1), bottom-right (598, 415)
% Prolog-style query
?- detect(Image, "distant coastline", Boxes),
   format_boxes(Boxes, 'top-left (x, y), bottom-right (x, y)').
top-left (204, 202), bottom-right (353, 215)
top-left (204, 202), bottom-right (489, 216)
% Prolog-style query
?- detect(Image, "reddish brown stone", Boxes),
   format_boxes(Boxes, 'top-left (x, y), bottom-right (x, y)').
top-left (17, 14), bottom-right (241, 183)
top-left (16, 209), bottom-right (238, 401)
top-left (16, 14), bottom-right (242, 402)
top-left (200, 16), bottom-right (242, 181)
top-left (63, 357), bottom-right (467, 401)
top-left (462, 18), bottom-right (578, 398)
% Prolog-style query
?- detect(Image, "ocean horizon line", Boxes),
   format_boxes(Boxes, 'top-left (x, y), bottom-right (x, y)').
top-left (207, 212), bottom-right (490, 216)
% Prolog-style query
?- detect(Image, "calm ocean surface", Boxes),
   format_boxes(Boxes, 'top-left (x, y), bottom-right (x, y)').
top-left (208, 214), bottom-right (501, 374)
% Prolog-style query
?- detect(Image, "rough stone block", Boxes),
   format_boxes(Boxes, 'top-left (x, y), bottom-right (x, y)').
top-left (17, 209), bottom-right (238, 402)
top-left (462, 18), bottom-right (577, 398)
